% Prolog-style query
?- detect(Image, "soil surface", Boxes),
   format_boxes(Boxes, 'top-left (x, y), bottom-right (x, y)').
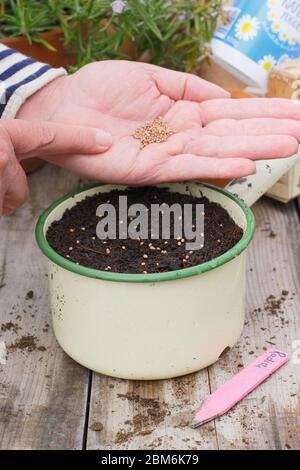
top-left (46, 187), bottom-right (243, 274)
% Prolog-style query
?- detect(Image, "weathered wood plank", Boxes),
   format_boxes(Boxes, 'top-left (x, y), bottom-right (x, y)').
top-left (209, 197), bottom-right (300, 450)
top-left (87, 197), bottom-right (300, 450)
top-left (0, 164), bottom-right (89, 450)
top-left (86, 371), bottom-right (217, 450)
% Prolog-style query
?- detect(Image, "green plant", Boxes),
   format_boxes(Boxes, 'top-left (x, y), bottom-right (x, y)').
top-left (0, 0), bottom-right (223, 72)
top-left (0, 0), bottom-right (59, 50)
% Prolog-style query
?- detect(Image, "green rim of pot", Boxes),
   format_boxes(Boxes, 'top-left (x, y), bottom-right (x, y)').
top-left (36, 183), bottom-right (255, 283)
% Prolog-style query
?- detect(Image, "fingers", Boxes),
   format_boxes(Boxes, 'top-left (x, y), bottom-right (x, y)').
top-left (157, 155), bottom-right (256, 182)
top-left (2, 165), bottom-right (29, 215)
top-left (2, 120), bottom-right (112, 159)
top-left (186, 135), bottom-right (299, 160)
top-left (152, 67), bottom-right (230, 102)
top-left (200, 98), bottom-right (300, 125)
top-left (204, 118), bottom-right (300, 141)
top-left (0, 150), bottom-right (29, 216)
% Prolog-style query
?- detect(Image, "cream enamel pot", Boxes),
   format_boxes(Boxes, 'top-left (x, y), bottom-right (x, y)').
top-left (36, 182), bottom-right (255, 380)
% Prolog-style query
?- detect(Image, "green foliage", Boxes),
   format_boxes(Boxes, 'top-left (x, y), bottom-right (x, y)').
top-left (0, 0), bottom-right (223, 72)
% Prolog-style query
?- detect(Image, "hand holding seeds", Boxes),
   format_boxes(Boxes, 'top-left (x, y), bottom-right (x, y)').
top-left (18, 61), bottom-right (300, 185)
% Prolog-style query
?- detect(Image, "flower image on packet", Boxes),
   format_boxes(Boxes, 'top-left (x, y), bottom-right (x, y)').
top-left (211, 0), bottom-right (300, 89)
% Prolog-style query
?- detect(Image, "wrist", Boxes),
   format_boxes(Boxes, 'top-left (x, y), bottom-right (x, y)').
top-left (16, 74), bottom-right (68, 122)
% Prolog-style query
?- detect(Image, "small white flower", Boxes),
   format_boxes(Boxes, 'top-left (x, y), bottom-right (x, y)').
top-left (267, 10), bottom-right (277, 21)
top-left (271, 22), bottom-right (280, 33)
top-left (235, 14), bottom-right (260, 41)
top-left (258, 55), bottom-right (276, 72)
top-left (279, 31), bottom-right (288, 42)
top-left (288, 36), bottom-right (298, 46)
top-left (111, 0), bottom-right (126, 14)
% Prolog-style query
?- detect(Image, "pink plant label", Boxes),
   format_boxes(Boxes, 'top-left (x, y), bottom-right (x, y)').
top-left (192, 349), bottom-right (289, 428)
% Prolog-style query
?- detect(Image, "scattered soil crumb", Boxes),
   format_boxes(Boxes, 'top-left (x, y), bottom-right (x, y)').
top-left (90, 421), bottom-right (103, 432)
top-left (115, 393), bottom-right (168, 443)
top-left (268, 231), bottom-right (277, 238)
top-left (25, 290), bottom-right (34, 300)
top-left (1, 322), bottom-right (21, 334)
top-left (8, 335), bottom-right (46, 353)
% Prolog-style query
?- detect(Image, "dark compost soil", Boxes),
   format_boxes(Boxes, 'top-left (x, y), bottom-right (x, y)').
top-left (46, 187), bottom-right (243, 274)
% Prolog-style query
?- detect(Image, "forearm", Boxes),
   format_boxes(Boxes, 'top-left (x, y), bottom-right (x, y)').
top-left (0, 44), bottom-right (66, 119)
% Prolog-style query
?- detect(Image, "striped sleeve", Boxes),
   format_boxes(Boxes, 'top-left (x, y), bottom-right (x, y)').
top-left (0, 44), bottom-right (67, 119)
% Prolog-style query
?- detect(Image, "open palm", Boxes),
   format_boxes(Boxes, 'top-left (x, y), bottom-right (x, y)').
top-left (19, 60), bottom-right (300, 183)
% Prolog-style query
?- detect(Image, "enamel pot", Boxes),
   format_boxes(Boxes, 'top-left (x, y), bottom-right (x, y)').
top-left (36, 182), bottom-right (255, 380)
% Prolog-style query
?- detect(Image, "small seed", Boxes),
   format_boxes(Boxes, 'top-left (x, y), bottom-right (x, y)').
top-left (106, 248), bottom-right (111, 255)
top-left (177, 241), bottom-right (182, 246)
top-left (143, 254), bottom-right (148, 259)
top-left (92, 236), bottom-right (96, 240)
top-left (76, 240), bottom-right (80, 244)
top-left (122, 246), bottom-right (126, 250)
top-left (141, 262), bottom-right (146, 266)
top-left (69, 228), bottom-right (75, 233)
top-left (69, 247), bottom-right (73, 251)
top-left (81, 227), bottom-right (86, 231)
top-left (143, 271), bottom-right (148, 274)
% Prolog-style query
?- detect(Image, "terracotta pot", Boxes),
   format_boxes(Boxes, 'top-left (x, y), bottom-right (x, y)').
top-left (1, 29), bottom-right (69, 68)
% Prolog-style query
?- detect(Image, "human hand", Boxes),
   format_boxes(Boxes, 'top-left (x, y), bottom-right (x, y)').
top-left (0, 120), bottom-right (112, 215)
top-left (18, 61), bottom-right (300, 183)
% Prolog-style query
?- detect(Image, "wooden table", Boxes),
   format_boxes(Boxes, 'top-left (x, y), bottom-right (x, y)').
top-left (0, 164), bottom-right (299, 450)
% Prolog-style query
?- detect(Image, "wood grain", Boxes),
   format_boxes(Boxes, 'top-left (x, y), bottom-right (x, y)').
top-left (87, 198), bottom-right (300, 450)
top-left (0, 164), bottom-right (89, 450)
top-left (1, 165), bottom-right (299, 449)
top-left (208, 197), bottom-right (300, 450)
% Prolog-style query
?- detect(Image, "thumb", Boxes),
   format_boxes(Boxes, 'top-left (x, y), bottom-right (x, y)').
top-left (1, 119), bottom-right (112, 159)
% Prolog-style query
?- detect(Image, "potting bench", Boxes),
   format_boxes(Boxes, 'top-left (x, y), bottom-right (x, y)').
top-left (0, 164), bottom-right (299, 450)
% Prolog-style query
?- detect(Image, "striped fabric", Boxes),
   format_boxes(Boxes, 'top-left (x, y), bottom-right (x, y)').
top-left (0, 43), bottom-right (67, 119)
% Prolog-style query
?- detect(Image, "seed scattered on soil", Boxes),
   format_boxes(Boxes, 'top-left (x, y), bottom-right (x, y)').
top-left (133, 116), bottom-right (173, 148)
top-left (46, 187), bottom-right (243, 274)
